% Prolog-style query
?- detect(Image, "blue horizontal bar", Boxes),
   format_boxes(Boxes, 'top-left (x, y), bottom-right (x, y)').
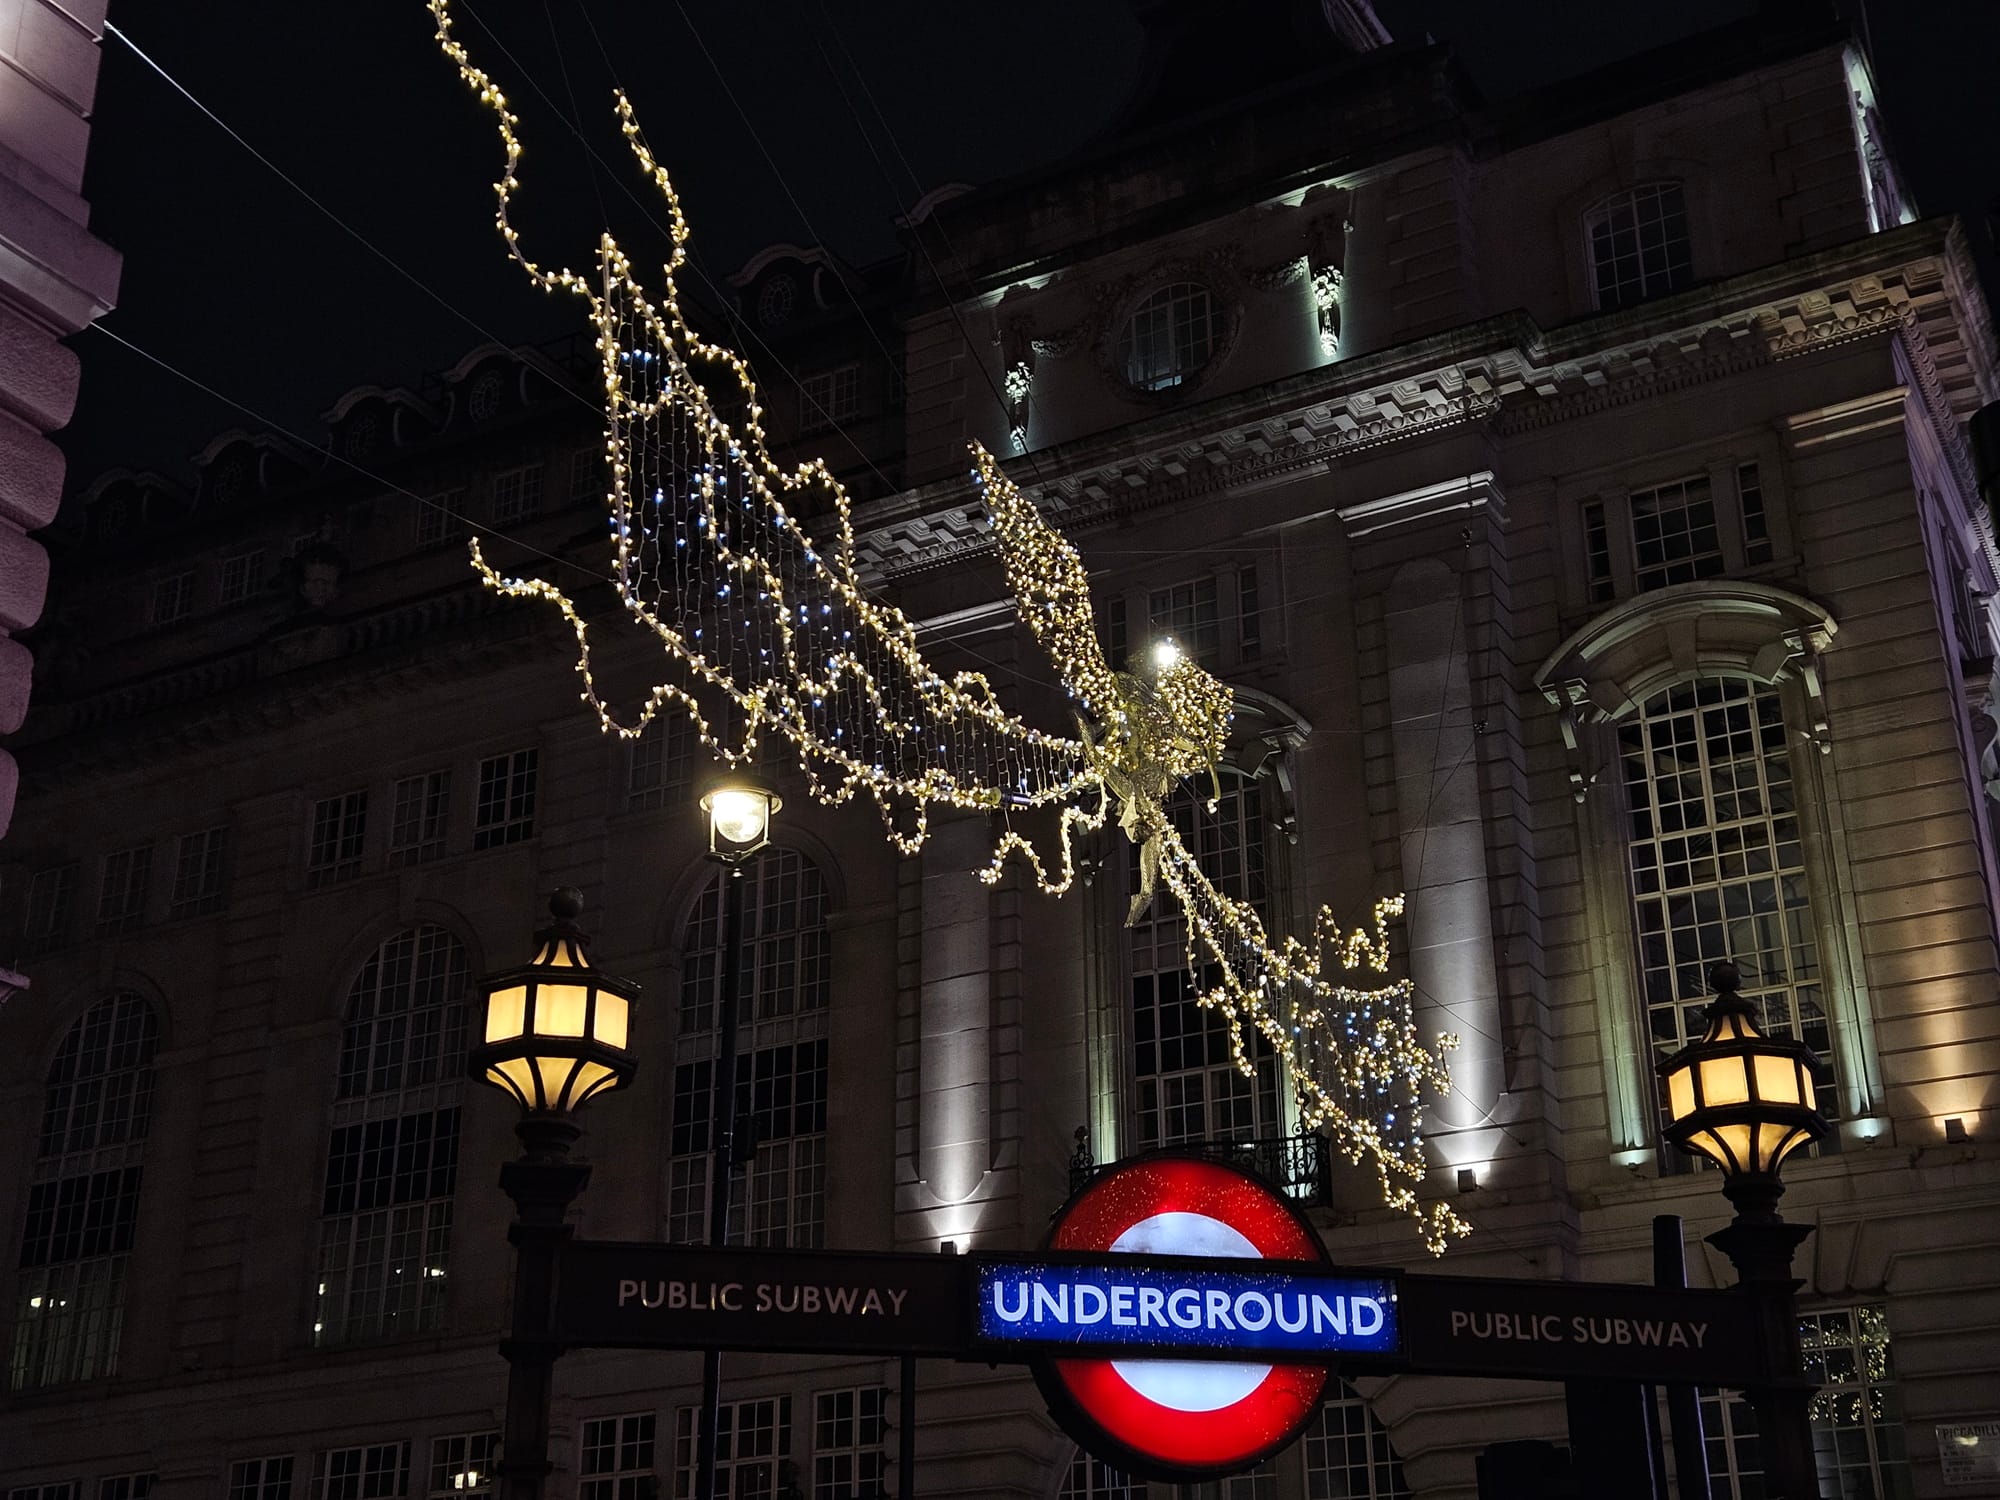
top-left (975, 1259), bottom-right (1402, 1358)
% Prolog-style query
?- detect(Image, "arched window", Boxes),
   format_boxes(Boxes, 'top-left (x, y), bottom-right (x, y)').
top-left (669, 849), bottom-right (831, 1247)
top-left (1585, 183), bottom-right (1693, 310)
top-left (12, 992), bottom-right (160, 1389)
top-left (1119, 283), bottom-right (1218, 392)
top-left (314, 926), bottom-right (469, 1345)
top-left (1130, 770), bottom-right (1279, 1151)
top-left (1618, 677), bottom-right (1839, 1140)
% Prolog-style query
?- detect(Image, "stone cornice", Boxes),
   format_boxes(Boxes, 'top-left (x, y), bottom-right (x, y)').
top-left (854, 224), bottom-right (1976, 583)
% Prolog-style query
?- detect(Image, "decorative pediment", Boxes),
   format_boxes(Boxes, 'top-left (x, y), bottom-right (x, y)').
top-left (1533, 582), bottom-right (1837, 799)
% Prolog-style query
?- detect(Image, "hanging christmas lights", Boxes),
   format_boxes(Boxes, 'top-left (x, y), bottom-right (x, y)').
top-left (427, 0), bottom-right (1467, 1251)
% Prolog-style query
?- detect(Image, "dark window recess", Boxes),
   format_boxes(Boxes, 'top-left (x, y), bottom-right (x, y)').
top-left (19, 1167), bottom-right (143, 1268)
top-left (474, 750), bottom-right (537, 849)
top-left (96, 845), bottom-right (152, 934)
top-left (1238, 566), bottom-right (1262, 661)
top-left (1631, 476), bottom-right (1724, 591)
top-left (1583, 500), bottom-right (1615, 603)
top-left (22, 863), bottom-right (78, 957)
top-left (390, 771), bottom-right (450, 866)
top-left (308, 792), bottom-right (368, 886)
top-left (38, 993), bottom-right (159, 1157)
top-left (171, 827), bottom-right (228, 917)
top-left (671, 1040), bottom-right (830, 1156)
top-left (1588, 182), bottom-right (1694, 310)
top-left (321, 1109), bottom-right (461, 1217)
top-left (1737, 464), bottom-right (1773, 566)
top-left (1096, 596), bottom-right (1129, 672)
top-left (228, 1459), bottom-right (295, 1500)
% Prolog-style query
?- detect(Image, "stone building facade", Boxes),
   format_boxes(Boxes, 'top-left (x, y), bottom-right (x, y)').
top-left (0, 5), bottom-right (121, 822)
top-left (2, 3), bottom-right (1996, 1499)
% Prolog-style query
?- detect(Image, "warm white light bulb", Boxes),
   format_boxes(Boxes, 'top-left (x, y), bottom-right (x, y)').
top-left (709, 788), bottom-right (768, 845)
top-left (1152, 638), bottom-right (1182, 672)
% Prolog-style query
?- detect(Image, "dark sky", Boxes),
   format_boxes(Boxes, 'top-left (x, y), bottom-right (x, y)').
top-left (62, 0), bottom-right (2000, 491)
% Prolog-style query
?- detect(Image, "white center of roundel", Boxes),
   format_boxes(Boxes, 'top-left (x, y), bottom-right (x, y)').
top-left (1108, 1212), bottom-right (1270, 1411)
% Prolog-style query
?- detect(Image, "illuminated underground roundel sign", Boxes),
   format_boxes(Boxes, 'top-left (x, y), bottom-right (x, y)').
top-left (987, 1155), bottom-right (1398, 1480)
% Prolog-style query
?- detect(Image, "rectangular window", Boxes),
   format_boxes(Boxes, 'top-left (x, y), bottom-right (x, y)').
top-left (671, 852), bottom-right (830, 1246)
top-left (416, 489), bottom-right (467, 549)
top-left (229, 1459), bottom-right (296, 1500)
top-left (569, 450), bottom-right (600, 506)
top-left (96, 846), bottom-right (152, 935)
top-left (97, 1477), bottom-right (154, 1500)
top-left (1237, 566), bottom-right (1262, 662)
top-left (580, 1413), bottom-right (656, 1500)
top-left (427, 1433), bottom-right (497, 1498)
top-left (170, 827), bottom-right (228, 918)
top-left (1132, 779), bottom-right (1273, 1151)
top-left (9, 1487), bottom-right (82, 1500)
top-left (313, 1443), bottom-right (409, 1500)
top-left (219, 551), bottom-right (267, 605)
top-left (490, 465), bottom-right (543, 528)
top-left (1587, 182), bottom-right (1693, 311)
top-left (12, 1165), bottom-right (142, 1390)
top-left (626, 716), bottom-right (694, 812)
top-left (473, 750), bottom-right (537, 849)
top-left (800, 365), bottom-right (860, 435)
top-left (1737, 463), bottom-right (1773, 566)
top-left (1629, 476), bottom-right (1724, 591)
top-left (150, 571), bottom-right (195, 626)
top-left (308, 792), bottom-right (369, 887)
top-left (23, 864), bottom-right (78, 957)
top-left (1095, 596), bottom-right (1129, 672)
top-left (314, 1109), bottom-right (459, 1345)
top-left (1582, 499), bottom-right (1615, 604)
top-left (390, 772), bottom-right (451, 866)
top-left (813, 1386), bottom-right (888, 1500)
top-left (1302, 1389), bottom-right (1411, 1498)
top-left (1620, 679), bottom-right (1840, 1154)
top-left (1149, 577), bottom-right (1221, 667)
top-left (673, 1398), bottom-right (790, 1500)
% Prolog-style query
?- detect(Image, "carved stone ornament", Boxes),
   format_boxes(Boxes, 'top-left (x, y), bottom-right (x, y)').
top-left (1532, 581), bottom-right (1838, 801)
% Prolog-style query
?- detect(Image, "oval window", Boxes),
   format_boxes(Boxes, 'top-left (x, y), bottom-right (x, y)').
top-left (1118, 283), bottom-right (1217, 392)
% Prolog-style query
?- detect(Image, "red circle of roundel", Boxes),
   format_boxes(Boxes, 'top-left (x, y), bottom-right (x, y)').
top-left (1041, 1155), bottom-right (1333, 1478)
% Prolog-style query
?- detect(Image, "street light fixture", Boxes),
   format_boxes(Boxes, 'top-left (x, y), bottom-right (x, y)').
top-left (1659, 960), bottom-right (1830, 1500)
top-left (474, 887), bottom-right (640, 1132)
top-left (1658, 959), bottom-right (1826, 1220)
top-left (701, 776), bottom-right (780, 864)
top-left (696, 772), bottom-right (779, 1500)
top-left (474, 889), bottom-right (639, 1500)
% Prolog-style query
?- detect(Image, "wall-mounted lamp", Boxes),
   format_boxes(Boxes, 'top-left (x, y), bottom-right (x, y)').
top-left (1944, 1117), bottom-right (1971, 1145)
top-left (1456, 1167), bottom-right (1478, 1194)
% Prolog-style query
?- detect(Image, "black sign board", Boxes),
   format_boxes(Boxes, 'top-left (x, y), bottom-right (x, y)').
top-left (554, 1242), bottom-right (1764, 1387)
top-left (1397, 1274), bottom-right (1768, 1385)
top-left (555, 1241), bottom-right (969, 1357)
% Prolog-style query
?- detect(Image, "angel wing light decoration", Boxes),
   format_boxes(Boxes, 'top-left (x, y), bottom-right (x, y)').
top-left (428, 0), bottom-right (1467, 1251)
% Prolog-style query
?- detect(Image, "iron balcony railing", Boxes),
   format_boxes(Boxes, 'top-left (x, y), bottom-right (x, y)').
top-left (1069, 1131), bottom-right (1333, 1208)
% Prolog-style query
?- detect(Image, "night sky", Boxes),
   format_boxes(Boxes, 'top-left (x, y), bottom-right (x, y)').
top-left (60, 0), bottom-right (2000, 493)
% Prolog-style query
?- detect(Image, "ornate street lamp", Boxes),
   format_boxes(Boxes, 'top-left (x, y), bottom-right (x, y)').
top-left (696, 773), bottom-right (779, 1500)
top-left (473, 889), bottom-right (639, 1500)
top-left (1658, 959), bottom-right (1826, 1221)
top-left (1659, 960), bottom-right (1829, 1500)
top-left (474, 888), bottom-right (640, 1146)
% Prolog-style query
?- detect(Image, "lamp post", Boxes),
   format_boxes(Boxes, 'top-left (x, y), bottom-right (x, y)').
top-left (695, 775), bottom-right (781, 1500)
top-left (1658, 960), bottom-right (1828, 1500)
top-left (472, 888), bottom-right (641, 1500)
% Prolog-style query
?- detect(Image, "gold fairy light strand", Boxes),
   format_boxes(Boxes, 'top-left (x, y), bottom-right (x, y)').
top-left (427, 0), bottom-right (1464, 1250)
